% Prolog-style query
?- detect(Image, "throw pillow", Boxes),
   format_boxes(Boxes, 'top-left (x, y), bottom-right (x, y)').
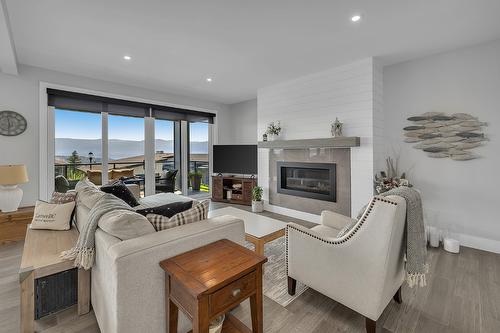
top-left (135, 200), bottom-right (193, 218)
top-left (50, 191), bottom-right (76, 204)
top-left (146, 200), bottom-right (209, 231)
top-left (170, 199), bottom-right (209, 225)
top-left (31, 200), bottom-right (76, 230)
top-left (99, 210), bottom-right (155, 240)
top-left (146, 214), bottom-right (177, 231)
top-left (101, 181), bottom-right (140, 207)
top-left (75, 178), bottom-right (105, 209)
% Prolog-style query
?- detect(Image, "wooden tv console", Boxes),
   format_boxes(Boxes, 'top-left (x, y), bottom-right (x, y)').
top-left (212, 175), bottom-right (257, 206)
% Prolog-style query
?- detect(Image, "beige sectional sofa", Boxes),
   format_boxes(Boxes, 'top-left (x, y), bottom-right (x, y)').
top-left (75, 190), bottom-right (245, 333)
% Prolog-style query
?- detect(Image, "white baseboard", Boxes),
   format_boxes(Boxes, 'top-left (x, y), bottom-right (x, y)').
top-left (264, 202), bottom-right (321, 224)
top-left (457, 233), bottom-right (500, 254)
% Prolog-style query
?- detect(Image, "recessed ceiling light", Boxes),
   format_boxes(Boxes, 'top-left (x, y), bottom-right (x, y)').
top-left (206, 77), bottom-right (213, 83)
top-left (351, 15), bottom-right (361, 22)
top-left (123, 55), bottom-right (132, 60)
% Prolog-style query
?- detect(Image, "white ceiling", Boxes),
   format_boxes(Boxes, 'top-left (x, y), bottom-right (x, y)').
top-left (3, 0), bottom-right (500, 104)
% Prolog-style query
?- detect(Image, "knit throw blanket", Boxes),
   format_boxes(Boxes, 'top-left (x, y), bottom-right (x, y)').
top-left (61, 194), bottom-right (133, 270)
top-left (380, 187), bottom-right (428, 288)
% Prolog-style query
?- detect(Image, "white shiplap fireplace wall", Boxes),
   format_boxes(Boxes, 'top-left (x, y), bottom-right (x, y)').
top-left (257, 58), bottom-right (383, 221)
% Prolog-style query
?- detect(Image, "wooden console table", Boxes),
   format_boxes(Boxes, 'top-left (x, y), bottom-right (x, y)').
top-left (0, 206), bottom-right (34, 245)
top-left (212, 176), bottom-right (257, 206)
top-left (19, 225), bottom-right (90, 333)
top-left (160, 239), bottom-right (267, 333)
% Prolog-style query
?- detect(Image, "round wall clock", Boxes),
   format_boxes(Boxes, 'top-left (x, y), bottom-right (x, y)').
top-left (0, 111), bottom-right (27, 136)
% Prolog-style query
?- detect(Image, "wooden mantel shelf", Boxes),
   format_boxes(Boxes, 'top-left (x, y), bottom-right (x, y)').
top-left (257, 137), bottom-right (360, 149)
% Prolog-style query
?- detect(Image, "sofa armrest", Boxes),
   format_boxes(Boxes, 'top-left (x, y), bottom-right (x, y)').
top-left (320, 210), bottom-right (356, 230)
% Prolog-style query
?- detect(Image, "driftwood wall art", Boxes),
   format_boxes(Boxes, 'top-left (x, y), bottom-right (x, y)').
top-left (403, 112), bottom-right (487, 160)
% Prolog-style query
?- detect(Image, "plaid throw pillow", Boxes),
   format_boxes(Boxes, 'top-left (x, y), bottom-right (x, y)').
top-left (146, 200), bottom-right (209, 231)
top-left (50, 191), bottom-right (76, 204)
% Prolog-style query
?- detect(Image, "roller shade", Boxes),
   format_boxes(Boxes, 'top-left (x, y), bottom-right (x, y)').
top-left (47, 89), bottom-right (215, 123)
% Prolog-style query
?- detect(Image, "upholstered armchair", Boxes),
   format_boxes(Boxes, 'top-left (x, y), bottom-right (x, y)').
top-left (286, 195), bottom-right (407, 333)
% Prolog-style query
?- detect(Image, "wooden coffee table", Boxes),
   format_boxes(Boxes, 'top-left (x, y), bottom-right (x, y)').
top-left (208, 207), bottom-right (287, 256)
top-left (160, 239), bottom-right (267, 333)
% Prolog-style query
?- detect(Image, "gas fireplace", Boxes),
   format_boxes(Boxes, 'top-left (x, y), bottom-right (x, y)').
top-left (277, 162), bottom-right (336, 202)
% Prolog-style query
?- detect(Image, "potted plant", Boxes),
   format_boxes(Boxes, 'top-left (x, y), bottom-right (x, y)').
top-left (189, 171), bottom-right (203, 191)
top-left (266, 121), bottom-right (281, 141)
top-left (251, 186), bottom-right (264, 213)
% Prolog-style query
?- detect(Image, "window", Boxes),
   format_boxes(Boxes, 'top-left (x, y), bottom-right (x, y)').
top-left (108, 115), bottom-right (145, 196)
top-left (46, 87), bottom-right (215, 199)
top-left (54, 109), bottom-right (101, 190)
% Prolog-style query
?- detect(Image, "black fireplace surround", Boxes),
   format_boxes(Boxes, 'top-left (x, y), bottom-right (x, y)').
top-left (277, 162), bottom-right (336, 202)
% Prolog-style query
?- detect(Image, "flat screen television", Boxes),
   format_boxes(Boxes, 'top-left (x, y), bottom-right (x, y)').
top-left (213, 145), bottom-right (257, 175)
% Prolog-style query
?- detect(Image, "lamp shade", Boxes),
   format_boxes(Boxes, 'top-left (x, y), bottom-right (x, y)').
top-left (0, 165), bottom-right (29, 185)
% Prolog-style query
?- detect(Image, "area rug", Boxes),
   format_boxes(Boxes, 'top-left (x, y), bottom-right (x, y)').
top-left (245, 237), bottom-right (308, 307)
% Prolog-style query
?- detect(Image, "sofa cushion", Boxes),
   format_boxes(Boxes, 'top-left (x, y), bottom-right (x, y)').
top-left (101, 181), bottom-right (140, 207)
top-left (99, 210), bottom-right (155, 240)
top-left (135, 201), bottom-right (193, 218)
top-left (31, 200), bottom-right (75, 231)
top-left (75, 178), bottom-right (105, 209)
top-left (146, 200), bottom-right (209, 231)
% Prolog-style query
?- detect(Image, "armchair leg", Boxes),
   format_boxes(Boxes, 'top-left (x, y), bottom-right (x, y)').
top-left (365, 317), bottom-right (376, 333)
top-left (393, 286), bottom-right (402, 304)
top-left (287, 276), bottom-right (296, 296)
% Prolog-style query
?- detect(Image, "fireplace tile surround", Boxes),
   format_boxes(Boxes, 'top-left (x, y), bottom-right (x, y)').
top-left (269, 148), bottom-right (351, 216)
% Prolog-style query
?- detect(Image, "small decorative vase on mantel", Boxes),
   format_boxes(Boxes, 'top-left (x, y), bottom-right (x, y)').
top-left (266, 121), bottom-right (281, 142)
top-left (268, 133), bottom-right (279, 141)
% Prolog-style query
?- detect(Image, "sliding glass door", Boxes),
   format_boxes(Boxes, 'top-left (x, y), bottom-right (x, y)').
top-left (155, 119), bottom-right (181, 193)
top-left (187, 122), bottom-right (210, 198)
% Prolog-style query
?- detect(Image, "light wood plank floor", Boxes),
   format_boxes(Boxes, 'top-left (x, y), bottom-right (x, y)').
top-left (1, 203), bottom-right (499, 333)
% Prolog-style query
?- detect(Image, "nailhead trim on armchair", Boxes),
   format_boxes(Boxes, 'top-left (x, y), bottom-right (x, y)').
top-left (286, 196), bottom-right (399, 277)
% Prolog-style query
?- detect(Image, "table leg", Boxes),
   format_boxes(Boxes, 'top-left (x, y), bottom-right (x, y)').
top-left (20, 271), bottom-right (34, 333)
top-left (250, 265), bottom-right (263, 333)
top-left (254, 240), bottom-right (265, 256)
top-left (78, 268), bottom-right (90, 315)
top-left (193, 297), bottom-right (209, 333)
top-left (165, 275), bottom-right (178, 333)
top-left (168, 299), bottom-right (178, 333)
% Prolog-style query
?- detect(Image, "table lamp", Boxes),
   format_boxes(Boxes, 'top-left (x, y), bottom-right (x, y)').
top-left (0, 164), bottom-right (29, 212)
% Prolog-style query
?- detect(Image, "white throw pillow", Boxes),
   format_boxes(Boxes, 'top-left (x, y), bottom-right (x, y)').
top-left (75, 178), bottom-right (105, 209)
top-left (31, 200), bottom-right (75, 230)
top-left (99, 209), bottom-right (156, 240)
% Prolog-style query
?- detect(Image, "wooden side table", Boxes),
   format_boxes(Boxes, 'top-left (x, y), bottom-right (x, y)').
top-left (160, 239), bottom-right (267, 333)
top-left (19, 225), bottom-right (90, 333)
top-left (0, 206), bottom-right (34, 245)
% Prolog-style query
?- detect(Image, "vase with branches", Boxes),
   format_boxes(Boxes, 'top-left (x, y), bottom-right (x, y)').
top-left (374, 156), bottom-right (412, 194)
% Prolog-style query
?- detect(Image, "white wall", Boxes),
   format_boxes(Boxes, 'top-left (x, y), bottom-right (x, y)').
top-left (258, 58), bottom-right (381, 219)
top-left (384, 39), bottom-right (500, 253)
top-left (0, 65), bottom-right (227, 207)
top-left (218, 99), bottom-right (257, 144)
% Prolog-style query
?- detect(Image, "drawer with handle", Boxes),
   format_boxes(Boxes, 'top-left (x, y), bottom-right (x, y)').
top-left (209, 270), bottom-right (256, 317)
